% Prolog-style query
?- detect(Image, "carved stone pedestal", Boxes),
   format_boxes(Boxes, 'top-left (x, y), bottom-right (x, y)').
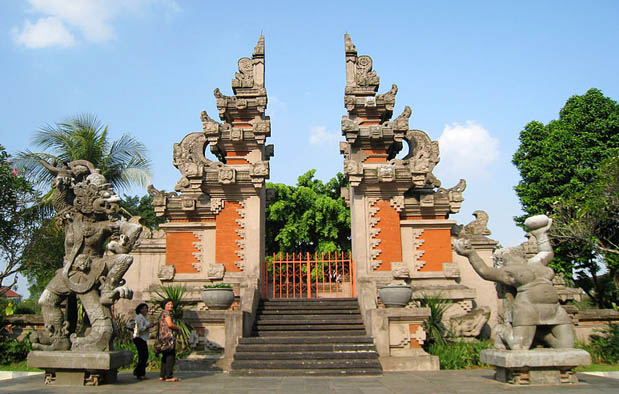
top-left (369, 308), bottom-right (439, 371)
top-left (480, 349), bottom-right (591, 385)
top-left (27, 350), bottom-right (133, 386)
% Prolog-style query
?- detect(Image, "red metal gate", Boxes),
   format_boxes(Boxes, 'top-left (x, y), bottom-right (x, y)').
top-left (261, 251), bottom-right (355, 299)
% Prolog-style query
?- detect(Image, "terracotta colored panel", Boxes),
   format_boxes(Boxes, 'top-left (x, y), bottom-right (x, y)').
top-left (372, 200), bottom-right (402, 271)
top-left (404, 215), bottom-right (447, 220)
top-left (166, 232), bottom-right (200, 273)
top-left (215, 201), bottom-right (243, 272)
top-left (418, 228), bottom-right (452, 272)
top-left (365, 157), bottom-right (387, 163)
top-left (226, 158), bottom-right (249, 164)
top-left (227, 151), bottom-right (250, 157)
top-left (170, 218), bottom-right (216, 223)
top-left (409, 323), bottom-right (422, 348)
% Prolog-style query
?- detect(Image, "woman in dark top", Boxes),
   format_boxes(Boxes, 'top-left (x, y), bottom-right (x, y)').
top-left (158, 299), bottom-right (181, 382)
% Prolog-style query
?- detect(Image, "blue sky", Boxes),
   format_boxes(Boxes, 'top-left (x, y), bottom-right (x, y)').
top-left (1, 1), bottom-right (618, 296)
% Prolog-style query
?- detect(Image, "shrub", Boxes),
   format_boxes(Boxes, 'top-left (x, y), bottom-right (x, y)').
top-left (203, 283), bottom-right (232, 289)
top-left (580, 323), bottom-right (619, 364)
top-left (0, 335), bottom-right (32, 364)
top-left (417, 294), bottom-right (451, 349)
top-left (428, 340), bottom-right (491, 370)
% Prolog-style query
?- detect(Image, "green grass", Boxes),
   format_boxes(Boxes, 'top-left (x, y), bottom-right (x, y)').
top-left (0, 361), bottom-right (42, 372)
top-left (575, 363), bottom-right (619, 372)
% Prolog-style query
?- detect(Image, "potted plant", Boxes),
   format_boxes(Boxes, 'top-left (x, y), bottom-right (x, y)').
top-left (378, 282), bottom-right (412, 307)
top-left (202, 283), bottom-right (234, 310)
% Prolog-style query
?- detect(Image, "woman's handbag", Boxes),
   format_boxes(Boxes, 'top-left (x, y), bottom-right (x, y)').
top-left (154, 334), bottom-right (174, 354)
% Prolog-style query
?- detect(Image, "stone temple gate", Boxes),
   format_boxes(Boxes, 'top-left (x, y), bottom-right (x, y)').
top-left (120, 35), bottom-right (504, 372)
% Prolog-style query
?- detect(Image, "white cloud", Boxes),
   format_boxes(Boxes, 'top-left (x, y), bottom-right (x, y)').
top-left (435, 121), bottom-right (499, 181)
top-left (309, 126), bottom-right (340, 146)
top-left (12, 0), bottom-right (181, 49)
top-left (12, 17), bottom-right (76, 49)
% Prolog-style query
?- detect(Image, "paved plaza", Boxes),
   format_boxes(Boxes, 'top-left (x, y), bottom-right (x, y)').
top-left (1, 369), bottom-right (617, 394)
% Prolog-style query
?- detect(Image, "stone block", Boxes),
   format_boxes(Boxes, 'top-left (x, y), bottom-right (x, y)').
top-left (481, 348), bottom-right (591, 385)
top-left (379, 354), bottom-right (439, 371)
top-left (27, 350), bottom-right (133, 386)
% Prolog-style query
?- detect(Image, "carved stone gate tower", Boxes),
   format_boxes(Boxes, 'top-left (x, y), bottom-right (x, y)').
top-left (340, 35), bottom-right (478, 369)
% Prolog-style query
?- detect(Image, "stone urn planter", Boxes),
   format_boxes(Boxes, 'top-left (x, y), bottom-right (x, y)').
top-left (202, 286), bottom-right (234, 310)
top-left (378, 284), bottom-right (412, 307)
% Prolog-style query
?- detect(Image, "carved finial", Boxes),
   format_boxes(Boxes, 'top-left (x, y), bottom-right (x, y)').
top-left (200, 110), bottom-right (216, 124)
top-left (398, 105), bottom-right (412, 120)
top-left (213, 88), bottom-right (224, 99)
top-left (253, 35), bottom-right (265, 58)
top-left (344, 34), bottom-right (356, 54)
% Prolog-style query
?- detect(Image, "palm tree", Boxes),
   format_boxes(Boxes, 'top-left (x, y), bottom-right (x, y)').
top-left (17, 113), bottom-right (151, 192)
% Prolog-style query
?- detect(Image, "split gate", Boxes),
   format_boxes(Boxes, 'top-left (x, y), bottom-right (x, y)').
top-left (261, 251), bottom-right (355, 299)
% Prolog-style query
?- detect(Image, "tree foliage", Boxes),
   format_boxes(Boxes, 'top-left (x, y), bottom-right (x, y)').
top-left (512, 88), bottom-right (618, 307)
top-left (21, 219), bottom-right (65, 298)
top-left (16, 113), bottom-right (152, 192)
top-left (0, 145), bottom-right (40, 295)
top-left (266, 170), bottom-right (350, 255)
top-left (120, 194), bottom-right (165, 230)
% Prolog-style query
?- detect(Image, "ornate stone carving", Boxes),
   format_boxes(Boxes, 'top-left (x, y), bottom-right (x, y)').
top-left (218, 167), bottom-right (236, 184)
top-left (231, 57), bottom-right (254, 88)
top-left (454, 215), bottom-right (575, 350)
top-left (30, 160), bottom-right (142, 352)
top-left (390, 196), bottom-right (404, 212)
top-left (234, 202), bottom-right (246, 271)
top-left (392, 262), bottom-right (410, 279)
top-left (206, 263), bottom-right (225, 280)
top-left (412, 229), bottom-right (426, 272)
top-left (210, 197), bottom-right (225, 215)
top-left (355, 55), bottom-right (380, 87)
top-left (447, 306), bottom-right (491, 338)
top-left (158, 265), bottom-right (175, 281)
top-left (460, 210), bottom-right (491, 237)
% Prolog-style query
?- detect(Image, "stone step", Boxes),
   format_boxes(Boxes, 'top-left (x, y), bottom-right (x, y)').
top-left (231, 359), bottom-right (382, 370)
top-left (235, 343), bottom-right (377, 353)
top-left (230, 368), bottom-right (383, 377)
top-left (238, 336), bottom-right (374, 345)
top-left (234, 351), bottom-right (379, 360)
top-left (258, 309), bottom-right (360, 315)
top-left (259, 305), bottom-right (360, 311)
top-left (256, 313), bottom-right (361, 323)
top-left (252, 330), bottom-right (368, 337)
top-left (254, 323), bottom-right (366, 331)
top-left (256, 317), bottom-right (364, 324)
top-left (262, 298), bottom-right (358, 303)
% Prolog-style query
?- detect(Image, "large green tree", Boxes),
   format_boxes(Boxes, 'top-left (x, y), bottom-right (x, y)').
top-left (0, 145), bottom-right (40, 295)
top-left (512, 88), bottom-right (618, 307)
top-left (266, 170), bottom-right (350, 255)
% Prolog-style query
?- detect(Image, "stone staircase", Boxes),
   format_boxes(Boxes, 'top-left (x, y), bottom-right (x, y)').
top-left (230, 298), bottom-right (383, 376)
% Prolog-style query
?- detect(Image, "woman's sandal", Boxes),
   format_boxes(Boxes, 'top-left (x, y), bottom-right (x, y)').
top-left (165, 377), bottom-right (179, 382)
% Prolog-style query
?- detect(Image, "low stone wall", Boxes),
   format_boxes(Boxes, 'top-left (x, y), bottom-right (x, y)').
top-left (2, 314), bottom-right (43, 340)
top-left (572, 308), bottom-right (619, 344)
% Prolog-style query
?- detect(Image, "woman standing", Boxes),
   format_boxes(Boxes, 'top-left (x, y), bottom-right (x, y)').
top-left (133, 303), bottom-right (155, 380)
top-left (158, 299), bottom-right (181, 382)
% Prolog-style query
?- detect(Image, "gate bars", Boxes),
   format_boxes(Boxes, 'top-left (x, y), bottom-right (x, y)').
top-left (261, 251), bottom-right (355, 299)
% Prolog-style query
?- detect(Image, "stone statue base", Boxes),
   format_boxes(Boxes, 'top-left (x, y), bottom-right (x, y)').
top-left (27, 350), bottom-right (133, 386)
top-left (480, 348), bottom-right (591, 385)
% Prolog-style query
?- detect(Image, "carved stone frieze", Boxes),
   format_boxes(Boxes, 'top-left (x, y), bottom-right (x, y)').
top-left (392, 261), bottom-right (410, 279)
top-left (210, 198), bottom-right (225, 215)
top-left (390, 196), bottom-right (404, 212)
top-left (158, 265), bottom-right (175, 281)
top-left (234, 202), bottom-right (246, 271)
top-left (460, 209), bottom-right (491, 238)
top-left (412, 229), bottom-right (426, 272)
